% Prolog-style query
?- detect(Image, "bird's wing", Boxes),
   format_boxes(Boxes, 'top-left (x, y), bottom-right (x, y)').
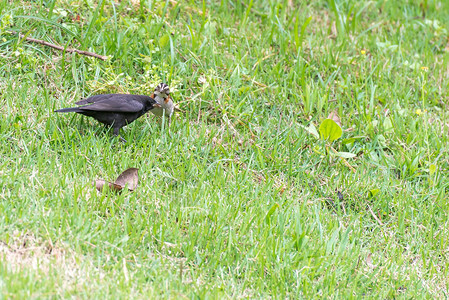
top-left (77, 94), bottom-right (145, 112)
top-left (75, 94), bottom-right (110, 105)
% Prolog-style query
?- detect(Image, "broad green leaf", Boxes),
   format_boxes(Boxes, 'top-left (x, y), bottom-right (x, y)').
top-left (342, 136), bottom-right (365, 144)
top-left (334, 151), bottom-right (356, 158)
top-left (369, 189), bottom-right (380, 197)
top-left (383, 117), bottom-right (393, 132)
top-left (319, 119), bottom-right (342, 141)
top-left (299, 123), bottom-right (319, 139)
top-left (159, 34), bottom-right (170, 48)
top-left (376, 134), bottom-right (387, 147)
top-left (429, 164), bottom-right (437, 175)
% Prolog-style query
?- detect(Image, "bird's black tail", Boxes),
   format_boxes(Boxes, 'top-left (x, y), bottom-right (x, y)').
top-left (54, 107), bottom-right (81, 113)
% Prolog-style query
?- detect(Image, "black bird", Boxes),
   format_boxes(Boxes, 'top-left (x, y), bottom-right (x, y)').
top-left (55, 93), bottom-right (157, 141)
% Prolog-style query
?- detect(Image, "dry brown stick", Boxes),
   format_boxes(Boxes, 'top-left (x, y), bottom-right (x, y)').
top-left (8, 31), bottom-right (108, 61)
top-left (242, 73), bottom-right (268, 88)
top-left (367, 204), bottom-right (383, 226)
top-left (175, 48), bottom-right (188, 61)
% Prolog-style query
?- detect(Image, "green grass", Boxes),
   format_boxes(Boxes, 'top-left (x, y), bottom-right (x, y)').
top-left (1, 0), bottom-right (449, 297)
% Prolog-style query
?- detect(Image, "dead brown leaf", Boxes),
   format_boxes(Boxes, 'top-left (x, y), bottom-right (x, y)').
top-left (95, 168), bottom-right (139, 193)
top-left (327, 110), bottom-right (342, 127)
top-left (114, 168), bottom-right (139, 190)
top-left (94, 179), bottom-right (123, 192)
top-left (366, 252), bottom-right (377, 269)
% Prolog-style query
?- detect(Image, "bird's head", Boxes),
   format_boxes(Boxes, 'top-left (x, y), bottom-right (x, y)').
top-left (154, 83), bottom-right (170, 99)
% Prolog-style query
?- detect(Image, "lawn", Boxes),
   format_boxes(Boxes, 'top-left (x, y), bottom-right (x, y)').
top-left (1, 0), bottom-right (449, 298)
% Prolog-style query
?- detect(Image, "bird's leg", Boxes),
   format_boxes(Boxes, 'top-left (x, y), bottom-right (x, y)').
top-left (113, 127), bottom-right (127, 143)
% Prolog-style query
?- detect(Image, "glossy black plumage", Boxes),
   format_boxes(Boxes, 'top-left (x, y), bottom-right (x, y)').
top-left (55, 94), bottom-right (157, 139)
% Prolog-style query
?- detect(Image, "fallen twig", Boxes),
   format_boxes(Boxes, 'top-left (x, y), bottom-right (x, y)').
top-left (8, 31), bottom-right (108, 61)
top-left (367, 204), bottom-right (383, 226)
